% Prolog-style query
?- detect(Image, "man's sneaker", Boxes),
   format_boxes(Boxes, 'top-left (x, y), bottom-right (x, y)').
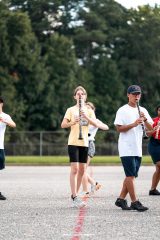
top-left (131, 200), bottom-right (148, 212)
top-left (0, 192), bottom-right (6, 200)
top-left (71, 196), bottom-right (86, 208)
top-left (115, 198), bottom-right (131, 210)
top-left (149, 189), bottom-right (160, 195)
top-left (91, 182), bottom-right (101, 194)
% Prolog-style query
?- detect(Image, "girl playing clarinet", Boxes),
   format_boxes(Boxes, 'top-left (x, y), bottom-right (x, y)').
top-left (61, 86), bottom-right (97, 207)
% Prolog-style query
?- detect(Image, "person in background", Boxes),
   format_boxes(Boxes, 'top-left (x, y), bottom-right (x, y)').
top-left (148, 105), bottom-right (160, 195)
top-left (114, 85), bottom-right (153, 212)
top-left (61, 86), bottom-right (97, 207)
top-left (81, 102), bottom-right (109, 196)
top-left (0, 96), bottom-right (16, 200)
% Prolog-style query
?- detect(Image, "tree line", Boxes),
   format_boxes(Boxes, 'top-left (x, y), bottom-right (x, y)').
top-left (0, 0), bottom-right (160, 131)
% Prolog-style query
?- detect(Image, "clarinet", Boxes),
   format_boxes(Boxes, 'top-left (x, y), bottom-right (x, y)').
top-left (136, 101), bottom-right (148, 139)
top-left (78, 94), bottom-right (83, 140)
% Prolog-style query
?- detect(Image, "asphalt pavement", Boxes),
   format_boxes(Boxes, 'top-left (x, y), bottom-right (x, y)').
top-left (0, 166), bottom-right (159, 240)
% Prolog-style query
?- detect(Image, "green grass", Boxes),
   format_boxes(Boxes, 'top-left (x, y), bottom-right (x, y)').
top-left (6, 155), bottom-right (153, 166)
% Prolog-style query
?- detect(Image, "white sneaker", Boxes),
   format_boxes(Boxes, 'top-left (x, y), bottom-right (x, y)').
top-left (79, 191), bottom-right (90, 198)
top-left (91, 182), bottom-right (101, 194)
top-left (72, 196), bottom-right (86, 208)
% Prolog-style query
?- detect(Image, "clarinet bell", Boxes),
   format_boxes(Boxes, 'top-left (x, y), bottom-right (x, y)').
top-left (143, 132), bottom-right (148, 139)
top-left (143, 135), bottom-right (148, 140)
top-left (78, 136), bottom-right (83, 140)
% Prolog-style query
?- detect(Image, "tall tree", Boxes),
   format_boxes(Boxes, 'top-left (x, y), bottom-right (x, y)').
top-left (43, 33), bottom-right (79, 128)
top-left (113, 5), bottom-right (160, 114)
top-left (91, 57), bottom-right (124, 125)
top-left (0, 3), bottom-right (49, 129)
top-left (71, 0), bottom-right (126, 122)
top-left (9, 0), bottom-right (62, 41)
top-left (0, 2), bottom-right (25, 127)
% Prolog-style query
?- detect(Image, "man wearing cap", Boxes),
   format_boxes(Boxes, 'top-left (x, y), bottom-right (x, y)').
top-left (0, 96), bottom-right (16, 200)
top-left (114, 85), bottom-right (153, 211)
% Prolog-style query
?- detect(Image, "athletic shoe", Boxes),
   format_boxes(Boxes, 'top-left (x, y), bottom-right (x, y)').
top-left (79, 191), bottom-right (90, 198)
top-left (149, 189), bottom-right (160, 195)
top-left (0, 192), bottom-right (6, 200)
top-left (91, 182), bottom-right (101, 194)
top-left (115, 198), bottom-right (131, 210)
top-left (71, 196), bottom-right (86, 208)
top-left (130, 200), bottom-right (148, 212)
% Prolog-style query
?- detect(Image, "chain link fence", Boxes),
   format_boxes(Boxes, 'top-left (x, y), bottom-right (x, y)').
top-left (5, 130), bottom-right (150, 156)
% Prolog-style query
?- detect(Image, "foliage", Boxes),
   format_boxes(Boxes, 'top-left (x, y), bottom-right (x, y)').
top-left (0, 0), bottom-right (160, 131)
top-left (42, 33), bottom-right (79, 128)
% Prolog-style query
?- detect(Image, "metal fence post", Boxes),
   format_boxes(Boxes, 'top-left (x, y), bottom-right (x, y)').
top-left (40, 131), bottom-right (43, 156)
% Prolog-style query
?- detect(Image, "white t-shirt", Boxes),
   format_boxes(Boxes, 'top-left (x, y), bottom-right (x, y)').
top-left (0, 112), bottom-right (11, 149)
top-left (88, 125), bottom-right (98, 141)
top-left (114, 104), bottom-right (153, 157)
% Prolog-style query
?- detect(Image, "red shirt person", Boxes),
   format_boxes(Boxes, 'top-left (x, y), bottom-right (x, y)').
top-left (148, 105), bottom-right (160, 195)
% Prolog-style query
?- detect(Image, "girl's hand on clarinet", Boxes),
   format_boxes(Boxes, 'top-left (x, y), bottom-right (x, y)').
top-left (81, 109), bottom-right (87, 118)
top-left (74, 115), bottom-right (80, 123)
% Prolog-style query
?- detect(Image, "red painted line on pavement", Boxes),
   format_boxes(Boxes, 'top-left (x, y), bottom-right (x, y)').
top-left (70, 197), bottom-right (88, 240)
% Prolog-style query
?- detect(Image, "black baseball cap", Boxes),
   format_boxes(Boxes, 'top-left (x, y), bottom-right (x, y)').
top-left (0, 96), bottom-right (4, 103)
top-left (127, 85), bottom-right (141, 94)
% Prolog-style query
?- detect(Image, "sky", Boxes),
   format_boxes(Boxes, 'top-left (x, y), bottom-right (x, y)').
top-left (115, 0), bottom-right (160, 8)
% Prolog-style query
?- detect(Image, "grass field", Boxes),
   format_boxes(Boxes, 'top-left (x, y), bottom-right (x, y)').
top-left (6, 156), bottom-right (153, 166)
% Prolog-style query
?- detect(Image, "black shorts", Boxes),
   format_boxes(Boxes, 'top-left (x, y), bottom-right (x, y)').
top-left (148, 137), bottom-right (160, 164)
top-left (0, 149), bottom-right (5, 170)
top-left (68, 145), bottom-right (88, 163)
top-left (120, 156), bottom-right (141, 177)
